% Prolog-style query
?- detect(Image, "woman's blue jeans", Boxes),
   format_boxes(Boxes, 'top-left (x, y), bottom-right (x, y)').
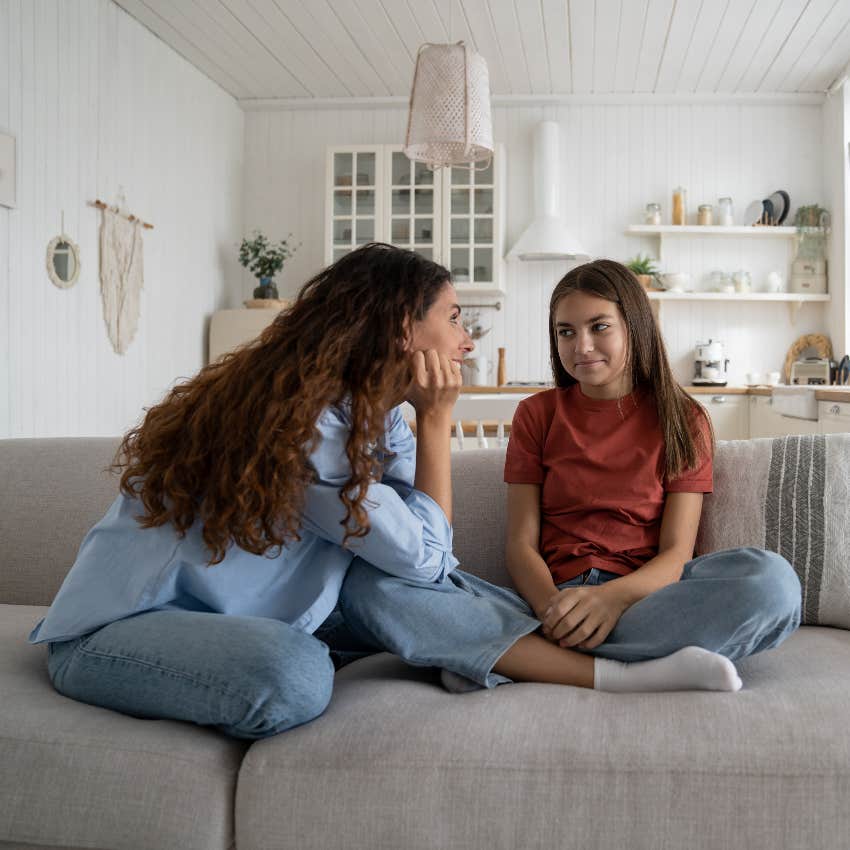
top-left (47, 608), bottom-right (378, 740)
top-left (46, 547), bottom-right (801, 738)
top-left (338, 547), bottom-right (802, 688)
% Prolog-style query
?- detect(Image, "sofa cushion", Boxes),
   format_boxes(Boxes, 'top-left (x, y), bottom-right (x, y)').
top-left (234, 627), bottom-right (850, 850)
top-left (697, 434), bottom-right (850, 628)
top-left (0, 604), bottom-right (247, 850)
top-left (0, 438), bottom-right (121, 606)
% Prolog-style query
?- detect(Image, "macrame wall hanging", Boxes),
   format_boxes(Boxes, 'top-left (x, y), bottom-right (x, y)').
top-left (88, 193), bottom-right (154, 355)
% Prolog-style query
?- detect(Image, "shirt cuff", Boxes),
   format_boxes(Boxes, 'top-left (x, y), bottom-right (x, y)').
top-left (403, 488), bottom-right (459, 580)
top-left (665, 480), bottom-right (713, 493)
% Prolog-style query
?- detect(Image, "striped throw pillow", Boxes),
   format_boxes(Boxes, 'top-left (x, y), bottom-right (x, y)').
top-left (696, 433), bottom-right (850, 628)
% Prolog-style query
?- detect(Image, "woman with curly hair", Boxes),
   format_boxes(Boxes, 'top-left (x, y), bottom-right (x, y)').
top-left (31, 242), bottom-right (548, 738)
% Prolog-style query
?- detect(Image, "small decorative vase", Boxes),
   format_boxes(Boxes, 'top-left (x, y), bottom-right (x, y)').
top-left (253, 276), bottom-right (279, 299)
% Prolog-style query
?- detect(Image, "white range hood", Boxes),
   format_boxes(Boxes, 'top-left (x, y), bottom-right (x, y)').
top-left (507, 121), bottom-right (589, 262)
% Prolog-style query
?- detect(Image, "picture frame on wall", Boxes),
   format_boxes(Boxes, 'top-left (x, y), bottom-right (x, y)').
top-left (0, 132), bottom-right (16, 209)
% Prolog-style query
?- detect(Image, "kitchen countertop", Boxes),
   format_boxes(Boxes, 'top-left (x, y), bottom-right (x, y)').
top-left (462, 385), bottom-right (850, 404)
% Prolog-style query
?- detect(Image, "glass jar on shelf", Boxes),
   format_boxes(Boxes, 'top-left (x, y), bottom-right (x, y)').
top-left (698, 204), bottom-right (713, 226)
top-left (672, 187), bottom-right (687, 225)
top-left (708, 270), bottom-right (733, 293)
top-left (717, 197), bottom-right (734, 226)
top-left (644, 203), bottom-right (662, 225)
top-left (732, 269), bottom-right (751, 293)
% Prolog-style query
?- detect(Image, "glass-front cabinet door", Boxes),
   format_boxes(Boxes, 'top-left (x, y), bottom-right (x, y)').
top-left (385, 148), bottom-right (441, 262)
top-left (443, 156), bottom-right (498, 295)
top-left (326, 147), bottom-right (382, 264)
top-left (325, 145), bottom-right (503, 299)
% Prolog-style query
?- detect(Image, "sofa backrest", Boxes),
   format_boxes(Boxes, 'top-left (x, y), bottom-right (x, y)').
top-left (3, 436), bottom-right (848, 629)
top-left (0, 438), bottom-right (122, 605)
top-left (0, 439), bottom-right (513, 607)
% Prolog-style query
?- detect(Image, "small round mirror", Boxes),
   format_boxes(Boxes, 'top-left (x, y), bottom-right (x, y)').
top-left (46, 234), bottom-right (81, 289)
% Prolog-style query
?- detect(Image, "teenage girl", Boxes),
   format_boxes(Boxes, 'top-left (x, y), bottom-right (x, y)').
top-left (340, 259), bottom-right (801, 693)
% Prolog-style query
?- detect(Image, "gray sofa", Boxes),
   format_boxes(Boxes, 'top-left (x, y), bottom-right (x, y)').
top-left (2, 435), bottom-right (849, 850)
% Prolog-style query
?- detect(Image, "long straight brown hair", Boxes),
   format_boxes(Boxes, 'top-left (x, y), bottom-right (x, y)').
top-left (548, 259), bottom-right (713, 478)
top-left (113, 243), bottom-right (451, 565)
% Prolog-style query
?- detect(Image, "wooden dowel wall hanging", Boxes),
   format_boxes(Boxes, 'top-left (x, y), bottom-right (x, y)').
top-left (91, 195), bottom-right (148, 355)
top-left (87, 198), bottom-right (154, 229)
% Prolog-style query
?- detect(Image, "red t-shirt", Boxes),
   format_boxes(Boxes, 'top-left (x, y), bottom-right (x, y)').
top-left (504, 385), bottom-right (713, 584)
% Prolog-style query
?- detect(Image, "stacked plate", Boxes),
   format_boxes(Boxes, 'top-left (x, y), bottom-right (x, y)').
top-left (744, 190), bottom-right (790, 226)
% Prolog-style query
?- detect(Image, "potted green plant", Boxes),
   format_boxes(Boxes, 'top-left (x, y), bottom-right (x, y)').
top-left (625, 254), bottom-right (659, 290)
top-left (793, 205), bottom-right (829, 230)
top-left (238, 231), bottom-right (299, 300)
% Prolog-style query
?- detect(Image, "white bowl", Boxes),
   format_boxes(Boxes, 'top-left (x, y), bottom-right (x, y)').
top-left (657, 272), bottom-right (691, 291)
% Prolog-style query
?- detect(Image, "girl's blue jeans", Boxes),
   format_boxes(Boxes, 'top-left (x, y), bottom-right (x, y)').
top-left (47, 547), bottom-right (801, 739)
top-left (339, 546), bottom-right (801, 689)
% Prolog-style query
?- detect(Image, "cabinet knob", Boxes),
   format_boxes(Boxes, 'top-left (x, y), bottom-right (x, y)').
top-left (711, 395), bottom-right (726, 403)
top-left (831, 404), bottom-right (841, 415)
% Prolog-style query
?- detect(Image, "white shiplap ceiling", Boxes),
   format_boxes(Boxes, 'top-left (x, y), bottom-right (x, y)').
top-left (114, 0), bottom-right (850, 103)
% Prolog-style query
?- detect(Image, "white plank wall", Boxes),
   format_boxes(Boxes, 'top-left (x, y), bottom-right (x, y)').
top-left (243, 100), bottom-right (830, 386)
top-left (0, 0), bottom-right (244, 438)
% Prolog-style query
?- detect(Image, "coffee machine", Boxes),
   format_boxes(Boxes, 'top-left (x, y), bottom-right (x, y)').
top-left (692, 339), bottom-right (729, 386)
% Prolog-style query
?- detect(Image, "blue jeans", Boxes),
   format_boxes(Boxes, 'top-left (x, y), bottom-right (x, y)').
top-left (46, 548), bottom-right (801, 737)
top-left (338, 547), bottom-right (802, 687)
top-left (47, 608), bottom-right (379, 740)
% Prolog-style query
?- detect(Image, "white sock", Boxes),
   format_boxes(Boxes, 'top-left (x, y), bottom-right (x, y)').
top-left (594, 646), bottom-right (743, 693)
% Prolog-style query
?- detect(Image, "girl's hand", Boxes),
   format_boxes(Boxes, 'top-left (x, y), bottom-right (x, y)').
top-left (541, 584), bottom-right (630, 650)
top-left (405, 349), bottom-right (462, 417)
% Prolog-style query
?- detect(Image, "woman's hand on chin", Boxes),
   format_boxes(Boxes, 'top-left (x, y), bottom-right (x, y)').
top-left (405, 349), bottom-right (462, 418)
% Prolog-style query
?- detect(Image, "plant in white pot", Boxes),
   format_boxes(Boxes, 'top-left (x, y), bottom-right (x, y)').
top-left (625, 254), bottom-right (660, 290)
top-left (238, 231), bottom-right (299, 302)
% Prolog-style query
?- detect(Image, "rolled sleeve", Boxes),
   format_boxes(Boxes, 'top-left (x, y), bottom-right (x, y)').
top-left (302, 405), bottom-right (458, 583)
top-left (379, 406), bottom-right (416, 500)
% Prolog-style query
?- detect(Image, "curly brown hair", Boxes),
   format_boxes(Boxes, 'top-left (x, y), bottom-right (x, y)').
top-left (113, 243), bottom-right (451, 565)
top-left (548, 259), bottom-right (714, 479)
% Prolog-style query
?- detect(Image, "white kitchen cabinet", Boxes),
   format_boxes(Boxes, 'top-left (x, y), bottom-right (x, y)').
top-left (326, 146), bottom-right (382, 264)
top-left (385, 148), bottom-right (442, 264)
top-left (697, 394), bottom-right (749, 441)
top-left (441, 154), bottom-right (503, 298)
top-left (818, 400), bottom-right (850, 434)
top-left (748, 395), bottom-right (821, 438)
top-left (325, 145), bottom-right (505, 299)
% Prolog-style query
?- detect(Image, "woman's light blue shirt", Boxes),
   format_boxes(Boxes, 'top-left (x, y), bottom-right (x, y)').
top-left (29, 405), bottom-right (457, 644)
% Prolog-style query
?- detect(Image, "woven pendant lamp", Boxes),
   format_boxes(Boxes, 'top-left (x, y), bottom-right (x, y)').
top-left (404, 41), bottom-right (493, 170)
